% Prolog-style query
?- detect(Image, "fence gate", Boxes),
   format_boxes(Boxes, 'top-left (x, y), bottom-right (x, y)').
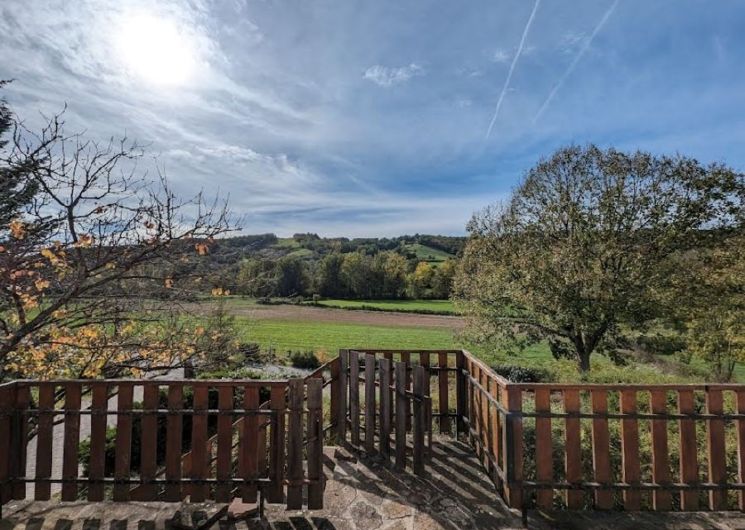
top-left (344, 350), bottom-right (433, 476)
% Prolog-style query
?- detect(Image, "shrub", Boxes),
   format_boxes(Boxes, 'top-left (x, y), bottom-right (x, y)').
top-left (636, 333), bottom-right (686, 356)
top-left (289, 350), bottom-right (321, 370)
top-left (491, 364), bottom-right (549, 383)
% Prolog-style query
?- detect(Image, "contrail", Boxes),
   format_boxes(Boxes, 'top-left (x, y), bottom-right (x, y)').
top-left (485, 0), bottom-right (540, 140)
top-left (533, 0), bottom-right (619, 124)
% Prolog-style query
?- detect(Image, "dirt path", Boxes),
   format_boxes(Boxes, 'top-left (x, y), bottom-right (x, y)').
top-left (218, 303), bottom-right (465, 330)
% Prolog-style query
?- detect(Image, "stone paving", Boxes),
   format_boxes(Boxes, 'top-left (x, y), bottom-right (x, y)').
top-left (7, 437), bottom-right (745, 529)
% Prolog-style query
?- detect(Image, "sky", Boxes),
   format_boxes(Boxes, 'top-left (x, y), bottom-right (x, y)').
top-left (1, 0), bottom-right (745, 237)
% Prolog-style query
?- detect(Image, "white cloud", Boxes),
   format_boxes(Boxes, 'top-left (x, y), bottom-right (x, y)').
top-left (492, 49), bottom-right (511, 63)
top-left (363, 63), bottom-right (424, 87)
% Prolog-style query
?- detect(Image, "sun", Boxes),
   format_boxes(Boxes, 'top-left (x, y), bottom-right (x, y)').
top-left (114, 11), bottom-right (197, 87)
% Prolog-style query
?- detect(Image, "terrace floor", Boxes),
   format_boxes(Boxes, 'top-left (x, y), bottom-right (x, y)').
top-left (5, 437), bottom-right (745, 530)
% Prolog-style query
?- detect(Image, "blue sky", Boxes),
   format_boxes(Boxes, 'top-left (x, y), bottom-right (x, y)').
top-left (2, 0), bottom-right (745, 236)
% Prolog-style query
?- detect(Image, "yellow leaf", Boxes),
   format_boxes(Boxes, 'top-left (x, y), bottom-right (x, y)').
top-left (9, 219), bottom-right (25, 240)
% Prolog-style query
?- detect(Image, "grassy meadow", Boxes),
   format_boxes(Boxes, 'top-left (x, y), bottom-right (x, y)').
top-left (307, 298), bottom-right (457, 314)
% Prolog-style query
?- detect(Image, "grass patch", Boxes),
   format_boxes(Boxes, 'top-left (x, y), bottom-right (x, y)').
top-left (235, 317), bottom-right (457, 359)
top-left (403, 243), bottom-right (454, 263)
top-left (309, 299), bottom-right (457, 315)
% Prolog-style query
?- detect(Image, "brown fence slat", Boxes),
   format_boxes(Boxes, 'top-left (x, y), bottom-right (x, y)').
top-left (61, 383), bottom-right (81, 501)
top-left (140, 383), bottom-right (159, 501)
top-left (384, 352), bottom-right (394, 427)
top-left (738, 391), bottom-right (745, 511)
top-left (395, 361), bottom-right (407, 471)
top-left (34, 383), bottom-right (55, 501)
top-left (216, 386), bottom-right (233, 503)
top-left (677, 389), bottom-right (698, 510)
top-left (479, 366), bottom-right (488, 467)
top-left (650, 390), bottom-right (672, 510)
top-left (365, 354), bottom-right (376, 453)
top-left (113, 383), bottom-right (133, 501)
top-left (438, 352), bottom-right (450, 434)
top-left (88, 383), bottom-right (108, 502)
top-left (402, 352), bottom-right (412, 431)
top-left (165, 384), bottom-right (184, 502)
top-left (534, 388), bottom-right (553, 510)
top-left (241, 386), bottom-right (259, 503)
top-left (286, 379), bottom-right (304, 509)
top-left (379, 357), bottom-right (392, 460)
top-left (267, 385), bottom-right (286, 503)
top-left (0, 385), bottom-right (13, 506)
top-left (190, 384), bottom-right (209, 502)
top-left (350, 351), bottom-right (360, 445)
top-left (590, 389), bottom-right (612, 509)
top-left (413, 365), bottom-right (426, 476)
top-left (706, 388), bottom-right (726, 510)
top-left (307, 378), bottom-right (324, 509)
top-left (563, 389), bottom-right (583, 509)
top-left (620, 390), bottom-right (641, 510)
top-left (490, 375), bottom-right (502, 490)
top-left (504, 386), bottom-right (523, 510)
top-left (337, 350), bottom-right (348, 441)
top-left (11, 385), bottom-right (30, 500)
top-left (456, 351), bottom-right (466, 435)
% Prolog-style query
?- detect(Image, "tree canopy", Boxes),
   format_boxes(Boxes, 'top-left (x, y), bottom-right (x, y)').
top-left (455, 144), bottom-right (745, 372)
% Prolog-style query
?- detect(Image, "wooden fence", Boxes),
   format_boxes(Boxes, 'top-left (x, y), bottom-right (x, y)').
top-left (0, 378), bottom-right (324, 512)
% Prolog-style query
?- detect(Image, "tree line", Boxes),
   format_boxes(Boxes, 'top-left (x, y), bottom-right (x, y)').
top-left (236, 251), bottom-right (457, 300)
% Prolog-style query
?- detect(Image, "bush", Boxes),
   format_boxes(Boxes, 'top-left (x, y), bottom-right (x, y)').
top-left (636, 333), bottom-right (686, 356)
top-left (491, 364), bottom-right (549, 383)
top-left (289, 350), bottom-right (321, 370)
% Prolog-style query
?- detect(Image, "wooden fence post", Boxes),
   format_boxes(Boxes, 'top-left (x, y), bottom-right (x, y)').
top-left (395, 361), bottom-right (408, 471)
top-left (563, 389), bottom-right (583, 509)
top-left (379, 357), bottom-right (392, 460)
top-left (677, 389), bottom-right (698, 510)
top-left (590, 390), bottom-right (612, 510)
top-left (60, 383), bottom-right (81, 501)
top-left (650, 390), bottom-right (672, 510)
top-left (534, 388), bottom-right (553, 510)
top-left (737, 391), bottom-right (745, 511)
top-left (216, 386), bottom-right (233, 503)
top-left (286, 379), bottom-right (304, 509)
top-left (307, 378), bottom-right (324, 509)
top-left (413, 365), bottom-right (426, 476)
top-left (503, 385), bottom-right (523, 510)
top-left (365, 354), bottom-right (377, 453)
top-left (140, 383), bottom-right (159, 501)
top-left (0, 383), bottom-right (15, 509)
top-left (267, 385), bottom-right (286, 503)
top-left (438, 352), bottom-right (450, 434)
top-left (337, 350), bottom-right (349, 442)
top-left (706, 389), bottom-right (726, 510)
top-left (189, 384), bottom-right (208, 503)
top-left (620, 390), bottom-right (641, 510)
top-left (165, 384), bottom-right (184, 502)
top-left (34, 383), bottom-right (55, 501)
top-left (241, 386), bottom-right (260, 503)
top-left (456, 351), bottom-right (466, 435)
top-left (11, 384), bottom-right (29, 501)
top-left (350, 351), bottom-right (360, 446)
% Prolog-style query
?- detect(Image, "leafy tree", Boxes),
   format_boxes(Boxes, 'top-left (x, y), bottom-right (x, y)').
top-left (341, 252), bottom-right (372, 298)
top-left (236, 258), bottom-right (276, 297)
top-left (315, 253), bottom-right (346, 297)
top-left (431, 258), bottom-right (457, 299)
top-left (408, 261), bottom-right (434, 298)
top-left (275, 256), bottom-right (308, 297)
top-left (0, 85), bottom-right (233, 379)
top-left (455, 145), bottom-right (744, 372)
top-left (382, 252), bottom-right (408, 298)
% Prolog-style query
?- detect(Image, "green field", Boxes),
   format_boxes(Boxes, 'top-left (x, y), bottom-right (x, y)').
top-left (403, 243), bottom-right (455, 263)
top-left (235, 318), bottom-right (457, 359)
top-left (309, 298), bottom-right (456, 314)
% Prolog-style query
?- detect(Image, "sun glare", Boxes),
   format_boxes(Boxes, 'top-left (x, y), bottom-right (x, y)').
top-left (114, 12), bottom-right (197, 87)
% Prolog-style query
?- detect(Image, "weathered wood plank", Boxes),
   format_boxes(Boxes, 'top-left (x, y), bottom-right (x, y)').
top-left (650, 390), bottom-right (672, 511)
top-left (413, 365), bottom-right (426, 476)
top-left (190, 384), bottom-right (209, 502)
top-left (706, 388), bottom-right (726, 510)
top-left (401, 352), bottom-right (412, 431)
top-left (286, 379), bottom-right (304, 509)
top-left (395, 361), bottom-right (407, 471)
top-left (590, 389), bottom-right (612, 509)
top-left (350, 351), bottom-right (360, 445)
top-left (0, 385), bottom-right (13, 505)
top-left (677, 389), bottom-right (698, 510)
top-left (563, 389), bottom-right (583, 509)
top-left (87, 383), bottom-right (108, 502)
top-left (113, 383), bottom-right (133, 501)
top-left (137, 383), bottom-right (159, 501)
top-left (620, 390), bottom-right (641, 510)
top-left (61, 384), bottom-right (82, 501)
top-left (241, 386), bottom-right (259, 503)
top-left (307, 378), bottom-right (324, 509)
top-left (456, 351), bottom-right (466, 435)
top-left (379, 357), bottom-right (392, 460)
top-left (737, 391), bottom-right (745, 511)
top-left (266, 385), bottom-right (286, 503)
top-left (34, 383), bottom-right (55, 501)
top-left (535, 388), bottom-right (553, 510)
top-left (504, 386), bottom-right (523, 510)
top-left (216, 386), bottom-right (233, 503)
top-left (438, 352), bottom-right (450, 434)
top-left (489, 375), bottom-right (502, 490)
top-left (11, 385), bottom-right (30, 500)
top-left (337, 350), bottom-right (348, 441)
top-left (165, 384), bottom-right (183, 502)
top-left (365, 354), bottom-right (376, 453)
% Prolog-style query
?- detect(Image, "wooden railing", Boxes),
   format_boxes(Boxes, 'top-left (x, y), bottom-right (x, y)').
top-left (0, 378), bottom-right (324, 512)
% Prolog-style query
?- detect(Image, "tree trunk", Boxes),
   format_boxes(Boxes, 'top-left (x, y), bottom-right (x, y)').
top-left (578, 352), bottom-right (591, 372)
